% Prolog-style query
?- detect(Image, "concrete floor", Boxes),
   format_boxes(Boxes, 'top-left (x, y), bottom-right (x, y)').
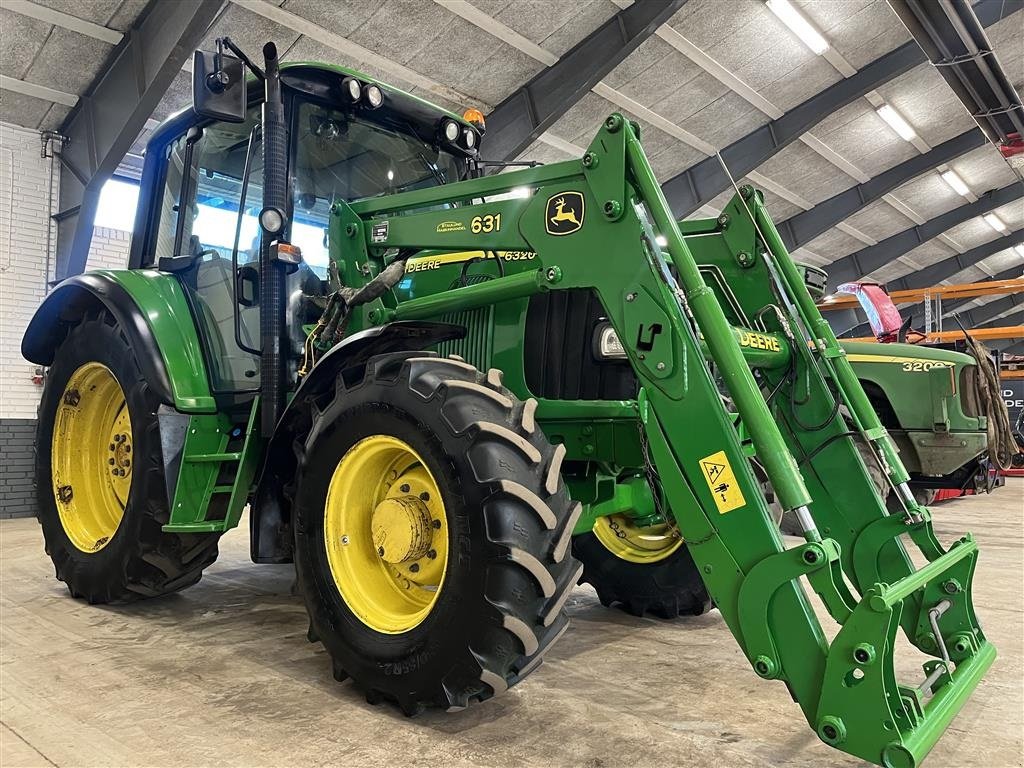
top-left (2, 481), bottom-right (1021, 768)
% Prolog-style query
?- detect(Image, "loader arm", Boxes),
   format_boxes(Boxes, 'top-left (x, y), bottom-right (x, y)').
top-left (325, 113), bottom-right (993, 768)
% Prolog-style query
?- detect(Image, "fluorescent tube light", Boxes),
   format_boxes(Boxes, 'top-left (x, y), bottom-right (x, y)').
top-left (1014, 244), bottom-right (1024, 258)
top-left (940, 170), bottom-right (970, 197)
top-left (983, 213), bottom-right (1008, 233)
top-left (766, 0), bottom-right (829, 55)
top-left (876, 104), bottom-right (917, 141)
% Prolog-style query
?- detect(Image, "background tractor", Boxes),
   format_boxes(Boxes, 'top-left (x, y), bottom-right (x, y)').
top-left (23, 39), bottom-right (997, 766)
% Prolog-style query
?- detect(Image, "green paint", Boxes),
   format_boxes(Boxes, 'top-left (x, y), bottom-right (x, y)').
top-left (91, 269), bottom-right (216, 412)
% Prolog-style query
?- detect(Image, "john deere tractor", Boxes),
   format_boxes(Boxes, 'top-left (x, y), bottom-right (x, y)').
top-left (24, 40), bottom-right (996, 765)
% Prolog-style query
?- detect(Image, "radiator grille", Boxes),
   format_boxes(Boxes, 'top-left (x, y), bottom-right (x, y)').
top-left (524, 289), bottom-right (638, 400)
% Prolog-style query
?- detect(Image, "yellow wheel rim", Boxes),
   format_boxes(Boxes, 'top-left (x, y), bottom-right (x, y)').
top-left (324, 435), bottom-right (449, 634)
top-left (51, 362), bottom-right (132, 553)
top-left (592, 514), bottom-right (683, 564)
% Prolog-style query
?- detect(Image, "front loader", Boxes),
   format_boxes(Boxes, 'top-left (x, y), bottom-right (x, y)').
top-left (22, 40), bottom-right (995, 766)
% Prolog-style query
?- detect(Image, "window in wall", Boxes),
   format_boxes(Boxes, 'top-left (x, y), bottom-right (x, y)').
top-left (94, 178), bottom-right (140, 232)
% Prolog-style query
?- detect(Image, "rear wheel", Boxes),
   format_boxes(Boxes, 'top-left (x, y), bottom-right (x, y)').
top-left (293, 353), bottom-right (581, 713)
top-left (573, 512), bottom-right (710, 619)
top-left (37, 311), bottom-right (221, 603)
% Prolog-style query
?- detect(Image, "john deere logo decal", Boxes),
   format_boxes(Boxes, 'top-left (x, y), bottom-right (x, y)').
top-left (545, 192), bottom-right (584, 235)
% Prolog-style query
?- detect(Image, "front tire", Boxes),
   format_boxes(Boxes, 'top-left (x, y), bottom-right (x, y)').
top-left (37, 311), bottom-right (221, 603)
top-left (293, 353), bottom-right (581, 713)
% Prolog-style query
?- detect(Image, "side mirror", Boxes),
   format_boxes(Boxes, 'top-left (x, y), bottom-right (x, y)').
top-left (192, 50), bottom-right (247, 123)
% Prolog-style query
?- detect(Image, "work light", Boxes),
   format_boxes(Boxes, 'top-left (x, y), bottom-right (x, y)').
top-left (365, 84), bottom-right (383, 108)
top-left (343, 77), bottom-right (361, 102)
top-left (443, 120), bottom-right (460, 142)
top-left (463, 128), bottom-right (476, 149)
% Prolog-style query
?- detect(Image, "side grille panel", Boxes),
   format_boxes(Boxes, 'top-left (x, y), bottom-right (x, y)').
top-left (437, 307), bottom-right (493, 372)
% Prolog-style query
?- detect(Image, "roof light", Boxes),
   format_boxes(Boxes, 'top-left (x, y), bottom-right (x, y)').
top-left (1015, 244), bottom-right (1024, 258)
top-left (984, 213), bottom-right (1009, 233)
top-left (365, 84), bottom-right (383, 108)
top-left (342, 77), bottom-right (361, 103)
top-left (443, 120), bottom-right (460, 142)
top-left (876, 104), bottom-right (917, 141)
top-left (766, 0), bottom-right (829, 55)
top-left (463, 128), bottom-right (476, 149)
top-left (463, 107), bottom-right (486, 131)
top-left (940, 170), bottom-right (971, 197)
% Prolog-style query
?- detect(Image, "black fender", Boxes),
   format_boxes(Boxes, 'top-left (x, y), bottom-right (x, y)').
top-left (250, 320), bottom-right (465, 563)
top-left (22, 274), bottom-right (175, 405)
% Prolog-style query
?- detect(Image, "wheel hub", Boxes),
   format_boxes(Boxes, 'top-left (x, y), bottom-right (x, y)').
top-left (371, 495), bottom-right (433, 563)
top-left (323, 435), bottom-right (449, 634)
top-left (51, 362), bottom-right (132, 553)
top-left (593, 513), bottom-right (683, 564)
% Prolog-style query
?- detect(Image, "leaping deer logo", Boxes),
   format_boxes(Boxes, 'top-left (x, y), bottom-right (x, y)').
top-left (549, 197), bottom-right (580, 227)
top-left (545, 192), bottom-right (584, 235)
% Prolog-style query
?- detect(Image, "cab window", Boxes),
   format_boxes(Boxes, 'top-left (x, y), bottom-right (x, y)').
top-left (290, 99), bottom-right (465, 271)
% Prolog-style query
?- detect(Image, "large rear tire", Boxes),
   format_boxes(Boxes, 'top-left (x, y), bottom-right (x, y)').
top-left (293, 353), bottom-right (581, 714)
top-left (572, 513), bottom-right (710, 619)
top-left (36, 311), bottom-right (221, 603)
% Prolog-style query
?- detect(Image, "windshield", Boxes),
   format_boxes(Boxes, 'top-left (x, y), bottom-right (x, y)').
top-left (291, 99), bottom-right (466, 271)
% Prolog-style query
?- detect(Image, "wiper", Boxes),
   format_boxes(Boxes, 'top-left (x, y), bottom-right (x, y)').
top-left (417, 152), bottom-right (446, 186)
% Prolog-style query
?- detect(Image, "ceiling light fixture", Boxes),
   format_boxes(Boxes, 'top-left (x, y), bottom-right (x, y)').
top-left (1014, 244), bottom-right (1024, 258)
top-left (940, 170), bottom-right (970, 197)
top-left (876, 104), bottom-right (917, 141)
top-left (983, 213), bottom-right (1009, 233)
top-left (766, 0), bottom-right (829, 55)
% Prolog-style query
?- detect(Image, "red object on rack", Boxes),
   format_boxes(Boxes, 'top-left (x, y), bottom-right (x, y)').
top-left (998, 132), bottom-right (1023, 159)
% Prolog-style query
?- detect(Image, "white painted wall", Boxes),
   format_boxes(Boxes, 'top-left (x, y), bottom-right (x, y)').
top-left (0, 122), bottom-right (133, 419)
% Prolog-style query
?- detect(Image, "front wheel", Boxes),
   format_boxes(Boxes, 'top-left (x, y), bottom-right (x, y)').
top-left (293, 353), bottom-right (582, 714)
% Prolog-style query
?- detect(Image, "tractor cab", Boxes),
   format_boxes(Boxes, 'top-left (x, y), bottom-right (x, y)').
top-left (126, 57), bottom-right (480, 397)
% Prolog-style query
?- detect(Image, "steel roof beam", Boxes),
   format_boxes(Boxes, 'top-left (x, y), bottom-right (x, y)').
top-left (955, 294), bottom-right (1024, 327)
top-left (483, 0), bottom-right (688, 162)
top-left (977, 309), bottom-right (1023, 328)
top-left (658, 0), bottom-right (1018, 216)
top-left (886, 230), bottom-right (1024, 293)
top-left (54, 0), bottom-right (223, 279)
top-left (826, 181), bottom-right (1024, 287)
top-left (774, 128), bottom-right (987, 251)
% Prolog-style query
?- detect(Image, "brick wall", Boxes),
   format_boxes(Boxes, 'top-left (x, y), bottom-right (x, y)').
top-left (0, 122), bottom-right (133, 518)
top-left (0, 420), bottom-right (37, 519)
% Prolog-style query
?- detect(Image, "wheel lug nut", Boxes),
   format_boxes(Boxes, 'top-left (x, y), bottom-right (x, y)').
top-left (431, 519), bottom-right (441, 529)
top-left (419, 492), bottom-right (429, 501)
top-left (124, 445), bottom-right (131, 453)
top-left (426, 549), bottom-right (436, 559)
top-left (109, 458), bottom-right (115, 465)
top-left (400, 484), bottom-right (410, 493)
top-left (109, 443), bottom-right (116, 451)
top-left (409, 563), bottom-right (420, 573)
top-left (378, 546), bottom-right (385, 557)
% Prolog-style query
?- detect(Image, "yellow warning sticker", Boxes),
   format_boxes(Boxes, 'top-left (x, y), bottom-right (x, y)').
top-left (699, 450), bottom-right (746, 514)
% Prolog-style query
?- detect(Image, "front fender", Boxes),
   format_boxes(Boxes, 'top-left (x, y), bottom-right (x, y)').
top-left (22, 270), bottom-right (215, 412)
top-left (250, 320), bottom-right (465, 563)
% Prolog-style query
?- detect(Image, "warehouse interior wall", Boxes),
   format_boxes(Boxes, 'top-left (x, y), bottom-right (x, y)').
top-left (0, 121), bottom-right (131, 519)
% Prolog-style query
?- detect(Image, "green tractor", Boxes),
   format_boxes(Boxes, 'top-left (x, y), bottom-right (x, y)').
top-left (24, 40), bottom-right (996, 765)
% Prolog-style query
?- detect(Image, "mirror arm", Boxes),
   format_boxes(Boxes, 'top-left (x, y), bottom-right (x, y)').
top-left (219, 36), bottom-right (265, 81)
